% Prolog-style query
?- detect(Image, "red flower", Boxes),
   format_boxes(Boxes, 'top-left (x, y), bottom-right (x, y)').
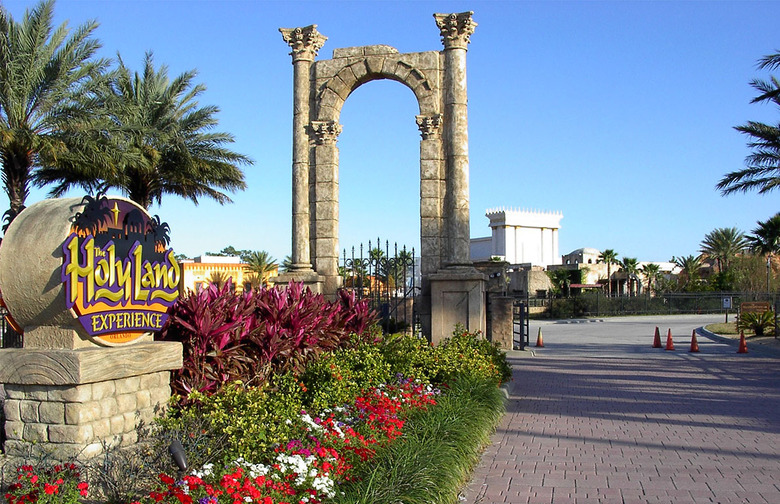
top-left (43, 484), bottom-right (58, 495)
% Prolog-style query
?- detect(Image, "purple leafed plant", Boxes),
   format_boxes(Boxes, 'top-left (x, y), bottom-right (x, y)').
top-left (158, 281), bottom-right (377, 398)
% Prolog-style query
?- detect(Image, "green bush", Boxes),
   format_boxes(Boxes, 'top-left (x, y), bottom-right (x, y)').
top-left (300, 339), bottom-right (393, 414)
top-left (737, 310), bottom-right (776, 336)
top-left (376, 326), bottom-right (511, 387)
top-left (159, 374), bottom-right (305, 464)
top-left (431, 325), bottom-right (512, 386)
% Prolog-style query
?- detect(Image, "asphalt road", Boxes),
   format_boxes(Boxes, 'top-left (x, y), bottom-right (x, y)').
top-left (525, 314), bottom-right (733, 358)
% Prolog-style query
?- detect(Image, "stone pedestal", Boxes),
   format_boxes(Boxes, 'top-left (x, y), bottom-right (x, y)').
top-left (429, 268), bottom-right (486, 345)
top-left (0, 341), bottom-right (182, 460)
top-left (272, 271), bottom-right (325, 295)
top-left (489, 295), bottom-right (514, 350)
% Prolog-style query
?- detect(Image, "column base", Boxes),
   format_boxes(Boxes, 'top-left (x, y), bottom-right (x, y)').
top-left (272, 270), bottom-right (325, 294)
top-left (429, 267), bottom-right (487, 345)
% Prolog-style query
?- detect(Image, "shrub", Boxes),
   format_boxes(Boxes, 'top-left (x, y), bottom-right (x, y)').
top-left (158, 281), bottom-right (257, 396)
top-left (431, 324), bottom-right (512, 386)
top-left (159, 375), bottom-right (306, 464)
top-left (158, 282), bottom-right (377, 397)
top-left (373, 325), bottom-right (511, 388)
top-left (300, 339), bottom-right (393, 414)
top-left (737, 310), bottom-right (776, 336)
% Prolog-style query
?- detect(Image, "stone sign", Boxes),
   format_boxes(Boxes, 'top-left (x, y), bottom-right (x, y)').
top-left (0, 196), bottom-right (182, 460)
top-left (61, 196), bottom-right (179, 345)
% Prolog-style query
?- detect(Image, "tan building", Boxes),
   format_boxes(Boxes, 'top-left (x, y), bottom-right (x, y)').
top-left (179, 255), bottom-right (278, 293)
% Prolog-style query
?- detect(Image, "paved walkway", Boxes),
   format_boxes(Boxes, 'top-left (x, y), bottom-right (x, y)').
top-left (461, 315), bottom-right (780, 504)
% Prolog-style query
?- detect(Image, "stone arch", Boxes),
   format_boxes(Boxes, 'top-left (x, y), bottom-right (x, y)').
top-left (314, 52), bottom-right (439, 123)
top-left (308, 46), bottom-right (445, 296)
top-left (279, 13), bottom-right (485, 343)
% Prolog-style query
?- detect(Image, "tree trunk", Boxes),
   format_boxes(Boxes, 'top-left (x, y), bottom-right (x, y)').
top-left (2, 147), bottom-right (33, 230)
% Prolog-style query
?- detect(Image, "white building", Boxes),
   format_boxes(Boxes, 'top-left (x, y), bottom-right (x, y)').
top-left (470, 207), bottom-right (563, 267)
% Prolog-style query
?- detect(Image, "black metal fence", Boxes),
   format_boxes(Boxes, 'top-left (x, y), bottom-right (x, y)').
top-left (341, 239), bottom-right (419, 335)
top-left (540, 291), bottom-right (780, 319)
top-left (512, 298), bottom-right (530, 350)
top-left (0, 306), bottom-right (22, 348)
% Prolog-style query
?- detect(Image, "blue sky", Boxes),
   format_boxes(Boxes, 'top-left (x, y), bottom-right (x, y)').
top-left (5, 0), bottom-right (780, 263)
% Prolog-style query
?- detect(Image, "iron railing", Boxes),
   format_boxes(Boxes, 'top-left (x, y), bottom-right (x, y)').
top-left (0, 306), bottom-right (22, 348)
top-left (539, 291), bottom-right (780, 319)
top-left (341, 239), bottom-right (419, 335)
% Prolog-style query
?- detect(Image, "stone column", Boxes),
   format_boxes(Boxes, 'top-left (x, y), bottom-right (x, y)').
top-left (435, 12), bottom-right (476, 267)
top-left (416, 114), bottom-right (444, 276)
top-left (417, 114), bottom-right (444, 339)
top-left (279, 25), bottom-right (327, 272)
top-left (427, 12), bottom-right (485, 345)
top-left (310, 120), bottom-right (343, 297)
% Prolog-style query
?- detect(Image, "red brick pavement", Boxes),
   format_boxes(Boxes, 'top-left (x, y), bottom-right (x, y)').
top-left (461, 354), bottom-right (780, 504)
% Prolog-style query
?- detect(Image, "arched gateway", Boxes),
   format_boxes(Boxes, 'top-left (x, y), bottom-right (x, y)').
top-left (277, 12), bottom-right (486, 343)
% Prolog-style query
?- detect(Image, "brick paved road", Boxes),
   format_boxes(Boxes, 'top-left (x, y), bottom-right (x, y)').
top-left (462, 316), bottom-right (780, 504)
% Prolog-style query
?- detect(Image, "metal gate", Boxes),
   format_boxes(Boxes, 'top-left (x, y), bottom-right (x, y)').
top-left (341, 239), bottom-right (419, 335)
top-left (0, 306), bottom-right (22, 348)
top-left (512, 298), bottom-right (529, 350)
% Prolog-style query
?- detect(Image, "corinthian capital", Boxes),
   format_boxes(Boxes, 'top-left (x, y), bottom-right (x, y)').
top-left (416, 114), bottom-right (442, 139)
top-left (434, 12), bottom-right (477, 50)
top-left (309, 121), bottom-right (343, 145)
top-left (279, 25), bottom-right (327, 63)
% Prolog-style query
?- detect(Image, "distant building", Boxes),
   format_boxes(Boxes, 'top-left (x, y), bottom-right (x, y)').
top-left (470, 207), bottom-right (563, 267)
top-left (179, 255), bottom-right (278, 293)
top-left (562, 247), bottom-right (602, 266)
top-left (552, 249), bottom-right (680, 296)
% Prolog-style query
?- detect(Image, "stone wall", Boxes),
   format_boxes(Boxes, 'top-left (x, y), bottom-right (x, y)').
top-left (2, 371), bottom-right (170, 460)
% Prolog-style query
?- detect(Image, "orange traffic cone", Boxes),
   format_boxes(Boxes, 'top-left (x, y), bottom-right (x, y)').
top-left (665, 328), bottom-right (675, 351)
top-left (535, 327), bottom-right (544, 348)
top-left (689, 330), bottom-right (699, 353)
top-left (652, 326), bottom-right (662, 348)
top-left (737, 331), bottom-right (748, 354)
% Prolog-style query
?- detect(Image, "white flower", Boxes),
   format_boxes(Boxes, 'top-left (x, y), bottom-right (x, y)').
top-left (191, 462), bottom-right (214, 479)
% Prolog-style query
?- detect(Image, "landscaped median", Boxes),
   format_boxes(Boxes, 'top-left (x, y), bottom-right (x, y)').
top-left (1, 282), bottom-right (511, 504)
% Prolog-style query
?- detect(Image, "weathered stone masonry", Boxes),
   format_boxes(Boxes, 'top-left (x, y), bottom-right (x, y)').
top-left (277, 12), bottom-right (486, 343)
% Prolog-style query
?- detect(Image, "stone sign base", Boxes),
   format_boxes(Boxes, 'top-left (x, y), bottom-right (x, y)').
top-left (429, 268), bottom-right (487, 345)
top-left (0, 341), bottom-right (182, 460)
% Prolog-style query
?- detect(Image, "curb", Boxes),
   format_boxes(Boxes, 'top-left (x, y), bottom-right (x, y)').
top-left (554, 319), bottom-right (605, 324)
top-left (697, 326), bottom-right (780, 357)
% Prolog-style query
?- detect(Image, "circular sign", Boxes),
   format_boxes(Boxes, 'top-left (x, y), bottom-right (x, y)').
top-left (60, 195), bottom-right (180, 345)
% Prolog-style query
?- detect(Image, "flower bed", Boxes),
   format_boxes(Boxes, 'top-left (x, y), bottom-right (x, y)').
top-left (1, 283), bottom-right (511, 504)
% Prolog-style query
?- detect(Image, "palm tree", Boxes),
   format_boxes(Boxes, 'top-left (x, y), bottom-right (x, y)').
top-left (244, 250), bottom-right (278, 286)
top-left (717, 51), bottom-right (780, 195)
top-left (699, 227), bottom-right (747, 273)
top-left (546, 269), bottom-right (571, 297)
top-left (0, 0), bottom-right (107, 229)
top-left (280, 255), bottom-right (294, 273)
top-left (640, 263), bottom-right (661, 296)
top-left (673, 255), bottom-right (703, 290)
top-left (243, 273), bottom-right (262, 290)
top-left (208, 270), bottom-right (229, 289)
top-left (620, 257), bottom-right (639, 296)
top-left (747, 213), bottom-right (780, 256)
top-left (599, 249), bottom-right (619, 297)
top-left (35, 52), bottom-right (252, 209)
